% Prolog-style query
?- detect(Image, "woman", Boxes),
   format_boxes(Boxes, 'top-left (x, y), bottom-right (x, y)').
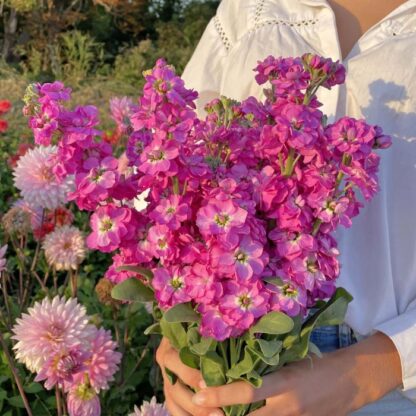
top-left (156, 0), bottom-right (416, 414)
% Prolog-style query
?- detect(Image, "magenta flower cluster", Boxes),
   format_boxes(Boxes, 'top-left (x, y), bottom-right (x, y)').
top-left (24, 54), bottom-right (391, 342)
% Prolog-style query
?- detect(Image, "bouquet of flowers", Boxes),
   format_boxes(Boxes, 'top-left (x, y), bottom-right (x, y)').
top-left (22, 54), bottom-right (391, 416)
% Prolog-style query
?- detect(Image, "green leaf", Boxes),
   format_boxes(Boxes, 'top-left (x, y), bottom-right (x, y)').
top-left (246, 370), bottom-right (263, 388)
top-left (165, 367), bottom-right (178, 385)
top-left (111, 278), bottom-right (154, 303)
top-left (251, 311), bottom-right (294, 335)
top-left (226, 347), bottom-right (255, 379)
top-left (164, 303), bottom-right (199, 323)
top-left (144, 323), bottom-right (161, 335)
top-left (200, 351), bottom-right (226, 386)
top-left (160, 317), bottom-right (187, 350)
top-left (190, 337), bottom-right (217, 356)
top-left (7, 395), bottom-right (26, 408)
top-left (180, 347), bottom-right (200, 370)
top-left (308, 342), bottom-right (322, 358)
top-left (255, 339), bottom-right (282, 358)
top-left (0, 376), bottom-right (9, 385)
top-left (262, 277), bottom-right (284, 286)
top-left (23, 382), bottom-right (44, 394)
top-left (315, 287), bottom-right (353, 327)
top-left (186, 326), bottom-right (200, 346)
top-left (116, 265), bottom-right (154, 280)
top-left (280, 288), bottom-right (352, 365)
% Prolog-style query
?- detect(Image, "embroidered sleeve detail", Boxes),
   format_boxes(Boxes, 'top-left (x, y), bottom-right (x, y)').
top-left (213, 15), bottom-right (232, 52)
top-left (254, 0), bottom-right (266, 25)
top-left (250, 17), bottom-right (319, 33)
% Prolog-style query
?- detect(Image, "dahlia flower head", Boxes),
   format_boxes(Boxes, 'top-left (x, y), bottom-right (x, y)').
top-left (13, 145), bottom-right (74, 210)
top-left (29, 54), bottom-right (391, 342)
top-left (129, 397), bottom-right (169, 416)
top-left (42, 225), bottom-right (86, 270)
top-left (67, 384), bottom-right (101, 416)
top-left (11, 296), bottom-right (121, 394)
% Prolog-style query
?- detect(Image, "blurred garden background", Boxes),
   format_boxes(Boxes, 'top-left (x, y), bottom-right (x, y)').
top-left (0, 1), bottom-right (218, 415)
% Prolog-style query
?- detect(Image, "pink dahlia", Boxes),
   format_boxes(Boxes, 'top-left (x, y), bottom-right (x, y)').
top-left (11, 296), bottom-right (95, 372)
top-left (42, 225), bottom-right (86, 270)
top-left (13, 146), bottom-right (74, 209)
top-left (35, 345), bottom-right (89, 389)
top-left (129, 397), bottom-right (169, 416)
top-left (83, 327), bottom-right (122, 392)
top-left (67, 384), bottom-right (101, 416)
top-left (110, 96), bottom-right (134, 133)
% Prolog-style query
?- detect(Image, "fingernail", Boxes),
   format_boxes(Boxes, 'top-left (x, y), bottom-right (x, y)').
top-left (199, 379), bottom-right (207, 389)
top-left (192, 392), bottom-right (206, 405)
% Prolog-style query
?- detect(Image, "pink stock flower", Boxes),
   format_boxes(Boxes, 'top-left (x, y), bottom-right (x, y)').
top-left (220, 279), bottom-right (270, 336)
top-left (150, 195), bottom-right (189, 230)
top-left (184, 263), bottom-right (222, 305)
top-left (196, 199), bottom-right (247, 241)
top-left (71, 156), bottom-right (119, 210)
top-left (152, 266), bottom-right (191, 308)
top-left (147, 224), bottom-right (177, 260)
top-left (269, 230), bottom-right (316, 260)
top-left (268, 280), bottom-right (308, 317)
top-left (211, 236), bottom-right (266, 280)
top-left (87, 205), bottom-right (134, 252)
top-left (138, 139), bottom-right (179, 176)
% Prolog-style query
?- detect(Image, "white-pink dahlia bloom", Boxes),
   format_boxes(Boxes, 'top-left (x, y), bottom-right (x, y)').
top-left (42, 225), bottom-right (86, 270)
top-left (110, 96), bottom-right (134, 131)
top-left (0, 245), bottom-right (7, 273)
top-left (13, 146), bottom-right (74, 209)
top-left (67, 384), bottom-right (101, 416)
top-left (85, 327), bottom-right (122, 392)
top-left (12, 296), bottom-right (95, 372)
top-left (129, 397), bottom-right (170, 416)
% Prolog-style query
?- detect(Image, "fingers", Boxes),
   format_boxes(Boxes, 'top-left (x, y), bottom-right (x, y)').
top-left (192, 370), bottom-right (288, 408)
top-left (156, 337), bottom-right (204, 389)
top-left (169, 379), bottom-right (223, 416)
top-left (165, 394), bottom-right (191, 416)
top-left (192, 380), bottom-right (257, 407)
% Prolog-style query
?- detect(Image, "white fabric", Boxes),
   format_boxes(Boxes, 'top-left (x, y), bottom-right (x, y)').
top-left (181, 0), bottom-right (416, 402)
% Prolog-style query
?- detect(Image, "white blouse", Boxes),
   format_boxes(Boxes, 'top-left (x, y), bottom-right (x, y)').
top-left (182, 0), bottom-right (416, 396)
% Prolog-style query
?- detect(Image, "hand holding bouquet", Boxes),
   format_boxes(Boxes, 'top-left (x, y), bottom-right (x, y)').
top-left (23, 53), bottom-right (391, 416)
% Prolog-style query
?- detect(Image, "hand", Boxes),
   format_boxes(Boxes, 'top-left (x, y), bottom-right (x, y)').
top-left (156, 337), bottom-right (219, 416)
top-left (156, 332), bottom-right (402, 416)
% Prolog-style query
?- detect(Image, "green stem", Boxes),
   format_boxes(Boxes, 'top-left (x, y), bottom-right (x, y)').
top-left (172, 176), bottom-right (180, 195)
top-left (283, 148), bottom-right (296, 177)
top-left (219, 342), bottom-right (229, 372)
top-left (0, 331), bottom-right (33, 416)
top-left (230, 338), bottom-right (237, 368)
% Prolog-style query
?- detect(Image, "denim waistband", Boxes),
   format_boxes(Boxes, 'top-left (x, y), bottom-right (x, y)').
top-left (310, 324), bottom-right (357, 353)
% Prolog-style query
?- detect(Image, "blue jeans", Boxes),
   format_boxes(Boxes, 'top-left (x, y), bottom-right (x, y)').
top-left (310, 323), bottom-right (357, 353)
